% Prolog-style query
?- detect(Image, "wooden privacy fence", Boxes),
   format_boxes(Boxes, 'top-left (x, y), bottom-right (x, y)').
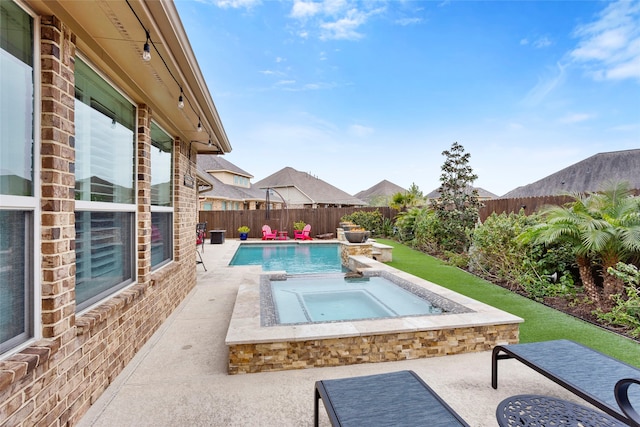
top-left (478, 195), bottom-right (574, 222)
top-left (478, 189), bottom-right (640, 222)
top-left (199, 207), bottom-right (398, 239)
top-left (199, 191), bottom-right (640, 238)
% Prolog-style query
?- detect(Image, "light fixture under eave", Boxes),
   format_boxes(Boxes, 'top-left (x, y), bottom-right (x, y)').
top-left (177, 87), bottom-right (184, 109)
top-left (208, 139), bottom-right (212, 147)
top-left (197, 119), bottom-right (202, 132)
top-left (142, 31), bottom-right (151, 61)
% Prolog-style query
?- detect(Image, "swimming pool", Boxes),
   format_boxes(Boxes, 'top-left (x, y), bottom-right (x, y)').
top-left (228, 243), bottom-right (347, 274)
top-left (268, 274), bottom-right (445, 324)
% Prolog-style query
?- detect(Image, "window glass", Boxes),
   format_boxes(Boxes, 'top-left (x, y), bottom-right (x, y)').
top-left (150, 123), bottom-right (173, 268)
top-left (0, 210), bottom-right (32, 353)
top-left (150, 123), bottom-right (172, 207)
top-left (75, 211), bottom-right (134, 311)
top-left (0, 1), bottom-right (33, 196)
top-left (74, 59), bottom-right (135, 203)
top-left (151, 212), bottom-right (172, 268)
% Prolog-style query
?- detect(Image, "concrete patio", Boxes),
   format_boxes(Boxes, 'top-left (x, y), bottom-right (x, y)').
top-left (78, 239), bottom-right (589, 426)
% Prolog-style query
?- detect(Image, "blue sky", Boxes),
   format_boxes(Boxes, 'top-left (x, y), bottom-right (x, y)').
top-left (175, 0), bottom-right (640, 196)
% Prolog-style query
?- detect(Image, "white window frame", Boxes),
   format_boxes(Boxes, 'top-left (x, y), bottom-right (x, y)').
top-left (74, 54), bottom-right (138, 315)
top-left (0, 0), bottom-right (41, 357)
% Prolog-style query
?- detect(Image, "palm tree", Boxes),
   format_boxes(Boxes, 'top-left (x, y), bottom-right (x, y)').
top-left (525, 182), bottom-right (640, 310)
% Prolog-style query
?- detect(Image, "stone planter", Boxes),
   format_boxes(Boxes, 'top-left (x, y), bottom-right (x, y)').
top-left (344, 231), bottom-right (369, 243)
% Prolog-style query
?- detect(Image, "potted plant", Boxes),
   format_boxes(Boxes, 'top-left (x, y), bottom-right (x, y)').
top-left (237, 226), bottom-right (250, 240)
top-left (293, 220), bottom-right (306, 232)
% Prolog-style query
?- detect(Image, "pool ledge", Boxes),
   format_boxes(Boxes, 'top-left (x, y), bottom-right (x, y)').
top-left (225, 257), bottom-right (523, 374)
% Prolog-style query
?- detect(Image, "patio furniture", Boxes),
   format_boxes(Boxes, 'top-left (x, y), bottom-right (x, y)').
top-left (492, 339), bottom-right (640, 425)
top-left (616, 378), bottom-right (640, 426)
top-left (496, 394), bottom-right (627, 427)
top-left (314, 370), bottom-right (469, 427)
top-left (209, 229), bottom-right (225, 244)
top-left (262, 225), bottom-right (277, 240)
top-left (196, 222), bottom-right (207, 271)
top-left (294, 224), bottom-right (312, 240)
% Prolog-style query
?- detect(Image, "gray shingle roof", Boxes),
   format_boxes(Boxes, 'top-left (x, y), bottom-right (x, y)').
top-left (197, 155), bottom-right (252, 178)
top-left (427, 186), bottom-right (497, 199)
top-left (254, 167), bottom-right (366, 206)
top-left (354, 180), bottom-right (407, 202)
top-left (501, 149), bottom-right (640, 198)
top-left (198, 171), bottom-right (265, 201)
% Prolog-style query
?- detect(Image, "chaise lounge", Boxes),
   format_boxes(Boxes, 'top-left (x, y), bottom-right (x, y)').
top-left (314, 370), bottom-right (469, 427)
top-left (492, 339), bottom-right (640, 425)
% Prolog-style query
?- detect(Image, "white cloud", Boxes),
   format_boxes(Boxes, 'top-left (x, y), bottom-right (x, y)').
top-left (348, 124), bottom-right (374, 137)
top-left (533, 36), bottom-right (552, 48)
top-left (288, 1), bottom-right (384, 41)
top-left (558, 113), bottom-right (596, 124)
top-left (290, 0), bottom-right (322, 19)
top-left (570, 0), bottom-right (640, 81)
top-left (395, 17), bottom-right (422, 26)
top-left (521, 62), bottom-right (567, 106)
top-left (320, 9), bottom-right (368, 40)
top-left (213, 0), bottom-right (260, 9)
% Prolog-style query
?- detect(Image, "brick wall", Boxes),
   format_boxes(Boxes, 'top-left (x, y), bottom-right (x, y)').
top-left (0, 15), bottom-right (199, 427)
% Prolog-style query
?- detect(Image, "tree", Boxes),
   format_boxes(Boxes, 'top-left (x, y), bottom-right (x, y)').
top-left (430, 142), bottom-right (481, 252)
top-left (524, 181), bottom-right (640, 309)
top-left (389, 182), bottom-right (425, 211)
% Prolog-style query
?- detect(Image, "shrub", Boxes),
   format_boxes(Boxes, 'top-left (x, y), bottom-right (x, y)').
top-left (597, 262), bottom-right (640, 337)
top-left (293, 220), bottom-right (306, 231)
top-left (469, 211), bottom-right (576, 299)
top-left (341, 210), bottom-right (384, 236)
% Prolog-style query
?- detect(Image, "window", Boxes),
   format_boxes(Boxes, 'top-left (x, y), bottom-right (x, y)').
top-left (74, 58), bottom-right (136, 311)
top-left (0, 0), bottom-right (35, 353)
top-left (1, 1), bottom-right (33, 196)
top-left (150, 123), bottom-right (173, 268)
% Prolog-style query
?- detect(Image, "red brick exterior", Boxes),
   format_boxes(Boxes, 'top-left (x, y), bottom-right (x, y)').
top-left (0, 15), bottom-right (199, 427)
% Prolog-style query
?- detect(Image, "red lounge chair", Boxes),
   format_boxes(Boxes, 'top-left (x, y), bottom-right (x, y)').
top-left (262, 225), bottom-right (277, 240)
top-left (294, 224), bottom-right (312, 240)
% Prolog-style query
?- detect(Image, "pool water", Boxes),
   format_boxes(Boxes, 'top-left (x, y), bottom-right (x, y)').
top-left (271, 274), bottom-right (443, 324)
top-left (229, 243), bottom-right (347, 274)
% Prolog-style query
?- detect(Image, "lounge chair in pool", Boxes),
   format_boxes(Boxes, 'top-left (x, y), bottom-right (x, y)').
top-left (314, 370), bottom-right (469, 427)
top-left (262, 225), bottom-right (277, 240)
top-left (492, 339), bottom-right (640, 425)
top-left (294, 224), bottom-right (312, 240)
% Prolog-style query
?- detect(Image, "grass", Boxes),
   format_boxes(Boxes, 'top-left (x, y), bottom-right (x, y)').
top-left (376, 239), bottom-right (640, 367)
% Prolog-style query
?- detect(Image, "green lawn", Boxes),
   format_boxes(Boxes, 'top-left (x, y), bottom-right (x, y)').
top-left (377, 239), bottom-right (640, 367)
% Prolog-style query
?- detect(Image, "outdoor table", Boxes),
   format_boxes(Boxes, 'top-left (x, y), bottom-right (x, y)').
top-left (496, 394), bottom-right (627, 427)
top-left (277, 230), bottom-right (288, 240)
top-left (209, 229), bottom-right (225, 244)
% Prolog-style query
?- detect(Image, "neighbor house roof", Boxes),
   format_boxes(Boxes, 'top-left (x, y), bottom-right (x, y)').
top-left (501, 149), bottom-right (640, 198)
top-left (198, 155), bottom-right (252, 179)
top-left (196, 155), bottom-right (263, 202)
top-left (427, 186), bottom-right (498, 199)
top-left (197, 171), bottom-right (265, 202)
top-left (354, 180), bottom-right (407, 206)
top-left (254, 167), bottom-right (366, 206)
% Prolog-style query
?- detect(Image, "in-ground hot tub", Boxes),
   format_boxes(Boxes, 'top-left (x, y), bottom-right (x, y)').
top-left (225, 256), bottom-right (523, 374)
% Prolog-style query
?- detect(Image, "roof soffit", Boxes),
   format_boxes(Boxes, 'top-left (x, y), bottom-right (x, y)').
top-left (26, 0), bottom-right (230, 154)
